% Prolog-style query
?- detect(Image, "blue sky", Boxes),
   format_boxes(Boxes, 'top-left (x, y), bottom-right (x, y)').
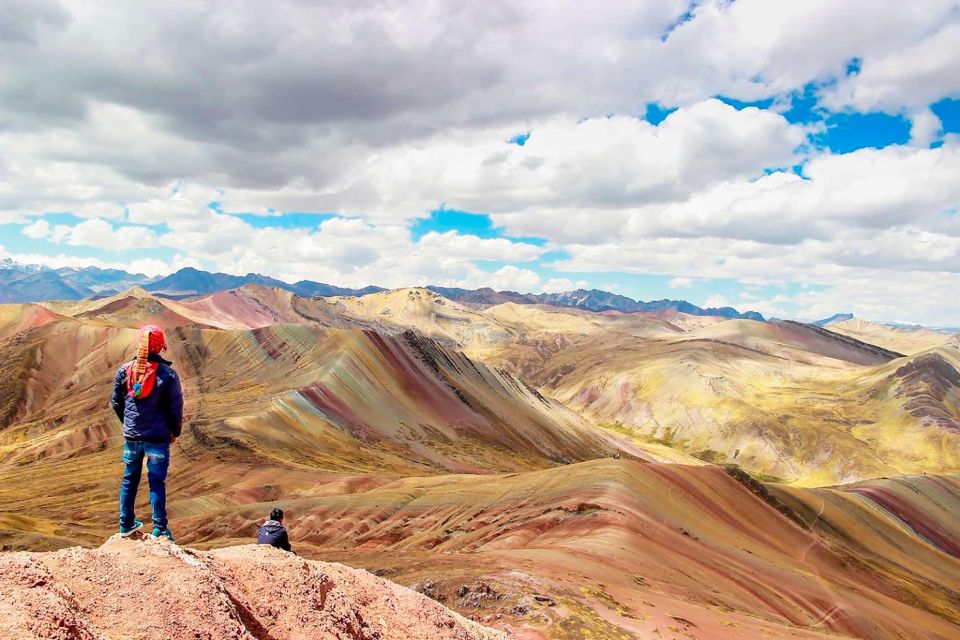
top-left (2, 1), bottom-right (959, 325)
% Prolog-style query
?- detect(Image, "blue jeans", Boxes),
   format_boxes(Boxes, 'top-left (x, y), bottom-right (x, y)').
top-left (119, 440), bottom-right (170, 531)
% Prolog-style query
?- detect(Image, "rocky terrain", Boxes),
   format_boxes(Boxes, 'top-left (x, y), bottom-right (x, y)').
top-left (0, 534), bottom-right (505, 640)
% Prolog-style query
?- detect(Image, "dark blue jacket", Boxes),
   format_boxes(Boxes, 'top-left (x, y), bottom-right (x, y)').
top-left (112, 354), bottom-right (184, 442)
top-left (257, 520), bottom-right (292, 551)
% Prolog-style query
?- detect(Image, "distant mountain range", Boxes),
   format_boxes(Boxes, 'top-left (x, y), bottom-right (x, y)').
top-left (427, 286), bottom-right (765, 320)
top-left (0, 258), bottom-right (152, 301)
top-left (813, 312), bottom-right (960, 334)
top-left (0, 259), bottom-right (764, 319)
top-left (0, 261), bottom-right (384, 302)
top-left (144, 267), bottom-right (385, 298)
top-left (0, 266), bottom-right (94, 302)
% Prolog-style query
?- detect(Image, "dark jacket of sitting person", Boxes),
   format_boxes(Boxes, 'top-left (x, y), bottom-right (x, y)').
top-left (257, 508), bottom-right (292, 551)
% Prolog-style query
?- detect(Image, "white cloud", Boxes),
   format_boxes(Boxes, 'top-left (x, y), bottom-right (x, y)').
top-left (127, 183), bottom-right (225, 225)
top-left (823, 21), bottom-right (960, 113)
top-left (541, 277), bottom-right (590, 293)
top-left (416, 231), bottom-right (544, 262)
top-left (791, 271), bottom-right (960, 326)
top-left (656, 1), bottom-right (960, 105)
top-left (20, 217), bottom-right (159, 250)
top-left (479, 265), bottom-right (543, 293)
top-left (50, 208), bottom-right (549, 291)
top-left (909, 108), bottom-right (943, 147)
top-left (44, 218), bottom-right (159, 250)
top-left (703, 294), bottom-right (731, 309)
top-left (8, 136), bottom-right (960, 323)
top-left (544, 142), bottom-right (960, 281)
top-left (734, 292), bottom-right (794, 319)
top-left (0, 245), bottom-right (174, 277)
top-left (460, 101), bottom-right (802, 216)
top-left (50, 224), bottom-right (72, 244)
top-left (1, 0), bottom-right (956, 223)
top-left (73, 219), bottom-right (156, 249)
top-left (22, 219), bottom-right (51, 239)
top-left (668, 276), bottom-right (693, 288)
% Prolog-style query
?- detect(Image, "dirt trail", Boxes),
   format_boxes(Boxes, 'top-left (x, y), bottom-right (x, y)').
top-left (0, 535), bottom-right (506, 640)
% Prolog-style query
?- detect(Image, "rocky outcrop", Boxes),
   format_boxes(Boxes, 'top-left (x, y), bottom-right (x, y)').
top-left (0, 535), bottom-right (505, 640)
top-left (892, 352), bottom-right (960, 431)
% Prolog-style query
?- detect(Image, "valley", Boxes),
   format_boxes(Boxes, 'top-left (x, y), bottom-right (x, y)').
top-left (1, 285), bottom-right (958, 638)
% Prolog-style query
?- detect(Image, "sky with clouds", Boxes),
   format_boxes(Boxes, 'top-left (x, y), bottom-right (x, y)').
top-left (2, 0), bottom-right (959, 324)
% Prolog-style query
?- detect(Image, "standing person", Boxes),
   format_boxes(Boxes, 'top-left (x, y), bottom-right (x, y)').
top-left (111, 324), bottom-right (183, 541)
top-left (257, 508), bottom-right (292, 552)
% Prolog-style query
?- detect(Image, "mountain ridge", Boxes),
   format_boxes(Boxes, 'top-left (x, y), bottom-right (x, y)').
top-left (0, 260), bottom-right (766, 320)
top-left (14, 282), bottom-right (957, 485)
top-left (430, 285), bottom-right (766, 320)
top-left (814, 312), bottom-right (855, 326)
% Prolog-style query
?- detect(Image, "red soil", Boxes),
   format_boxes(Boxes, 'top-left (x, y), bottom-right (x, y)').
top-left (0, 535), bottom-right (506, 640)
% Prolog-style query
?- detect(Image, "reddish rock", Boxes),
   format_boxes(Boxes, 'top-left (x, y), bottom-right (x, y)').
top-left (0, 536), bottom-right (506, 640)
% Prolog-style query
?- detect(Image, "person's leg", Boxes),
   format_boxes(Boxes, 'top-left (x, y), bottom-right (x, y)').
top-left (119, 441), bottom-right (144, 529)
top-left (145, 441), bottom-right (171, 532)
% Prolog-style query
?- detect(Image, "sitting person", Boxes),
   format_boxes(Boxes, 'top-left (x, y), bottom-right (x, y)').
top-left (257, 508), bottom-right (292, 552)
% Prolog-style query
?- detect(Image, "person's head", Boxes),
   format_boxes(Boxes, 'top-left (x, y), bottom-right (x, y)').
top-left (270, 508), bottom-right (284, 522)
top-left (138, 324), bottom-right (167, 355)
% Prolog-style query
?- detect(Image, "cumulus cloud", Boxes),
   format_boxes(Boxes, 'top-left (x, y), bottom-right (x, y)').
top-left (735, 291), bottom-right (794, 319)
top-left (318, 100), bottom-right (804, 223)
top-left (823, 21), bottom-right (960, 113)
top-left (416, 231), bottom-right (544, 262)
top-left (23, 217), bottom-right (158, 249)
top-left (476, 265), bottom-right (543, 293)
top-left (54, 219), bottom-right (158, 249)
top-left (703, 294), bottom-right (732, 309)
top-left (3, 1), bottom-right (956, 219)
top-left (0, 244), bottom-right (193, 277)
top-left (668, 277), bottom-right (693, 288)
top-left (791, 271), bottom-right (960, 326)
top-left (540, 143), bottom-right (960, 281)
top-left (22, 219), bottom-right (51, 239)
top-left (541, 278), bottom-right (590, 293)
top-left (659, 0), bottom-right (960, 105)
top-left (909, 108), bottom-right (943, 147)
top-left (24, 208), bottom-right (542, 290)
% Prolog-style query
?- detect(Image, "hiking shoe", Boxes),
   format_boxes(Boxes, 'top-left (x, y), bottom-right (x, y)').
top-left (119, 520), bottom-right (143, 537)
top-left (151, 527), bottom-right (174, 542)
